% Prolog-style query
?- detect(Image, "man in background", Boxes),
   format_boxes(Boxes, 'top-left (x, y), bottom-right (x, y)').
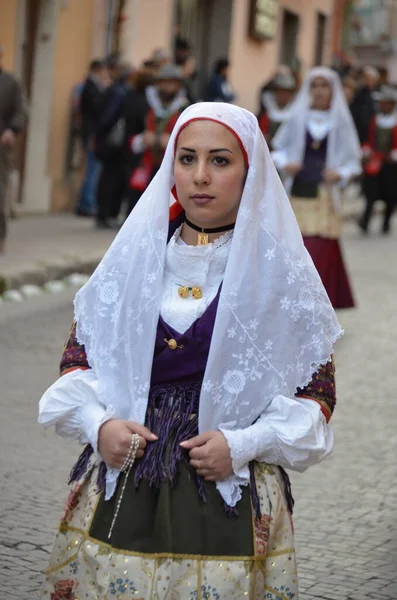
top-left (0, 45), bottom-right (27, 253)
top-left (95, 61), bottom-right (135, 229)
top-left (354, 66), bottom-right (380, 143)
top-left (75, 59), bottom-right (106, 217)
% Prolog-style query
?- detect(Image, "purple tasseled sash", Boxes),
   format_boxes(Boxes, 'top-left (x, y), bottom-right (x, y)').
top-left (68, 376), bottom-right (255, 517)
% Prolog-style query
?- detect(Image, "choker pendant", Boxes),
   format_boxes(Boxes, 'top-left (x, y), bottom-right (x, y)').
top-left (198, 231), bottom-right (209, 245)
top-left (185, 217), bottom-right (236, 246)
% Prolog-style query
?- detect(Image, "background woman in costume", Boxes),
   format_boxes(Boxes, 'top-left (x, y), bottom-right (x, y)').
top-left (39, 103), bottom-right (342, 599)
top-left (272, 67), bottom-right (362, 310)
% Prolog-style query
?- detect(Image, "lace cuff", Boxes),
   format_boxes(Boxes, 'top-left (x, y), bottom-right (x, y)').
top-left (220, 395), bottom-right (334, 480)
top-left (220, 423), bottom-right (279, 479)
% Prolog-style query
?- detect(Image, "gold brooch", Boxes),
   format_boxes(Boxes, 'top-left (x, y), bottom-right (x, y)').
top-left (177, 285), bottom-right (203, 299)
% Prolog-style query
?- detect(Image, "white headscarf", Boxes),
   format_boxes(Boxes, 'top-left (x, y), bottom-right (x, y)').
top-left (272, 67), bottom-right (362, 202)
top-left (74, 102), bottom-right (342, 506)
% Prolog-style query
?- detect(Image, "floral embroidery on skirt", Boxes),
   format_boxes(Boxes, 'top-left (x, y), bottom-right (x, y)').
top-left (40, 462), bottom-right (298, 600)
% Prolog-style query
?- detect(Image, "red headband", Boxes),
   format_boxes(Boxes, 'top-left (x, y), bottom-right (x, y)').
top-left (174, 117), bottom-right (249, 169)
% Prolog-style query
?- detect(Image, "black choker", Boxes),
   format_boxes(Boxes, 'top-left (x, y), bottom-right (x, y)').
top-left (185, 217), bottom-right (235, 245)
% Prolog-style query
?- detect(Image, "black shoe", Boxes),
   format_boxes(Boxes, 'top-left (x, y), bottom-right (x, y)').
top-left (76, 208), bottom-right (95, 217)
top-left (96, 218), bottom-right (113, 229)
top-left (382, 224), bottom-right (391, 235)
top-left (357, 218), bottom-right (368, 234)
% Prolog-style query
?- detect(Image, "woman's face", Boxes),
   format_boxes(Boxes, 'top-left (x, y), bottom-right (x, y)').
top-left (174, 120), bottom-right (247, 228)
top-left (311, 77), bottom-right (333, 110)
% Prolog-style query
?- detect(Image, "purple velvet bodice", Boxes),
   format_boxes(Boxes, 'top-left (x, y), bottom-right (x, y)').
top-left (294, 131), bottom-right (328, 187)
top-left (151, 298), bottom-right (220, 387)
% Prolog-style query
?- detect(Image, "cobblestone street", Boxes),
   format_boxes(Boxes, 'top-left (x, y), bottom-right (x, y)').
top-left (0, 218), bottom-right (396, 600)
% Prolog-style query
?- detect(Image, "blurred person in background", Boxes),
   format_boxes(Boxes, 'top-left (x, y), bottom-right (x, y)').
top-left (95, 61), bottom-right (135, 229)
top-left (75, 59), bottom-right (106, 217)
top-left (122, 64), bottom-right (155, 217)
top-left (359, 85), bottom-right (397, 235)
top-left (258, 70), bottom-right (296, 148)
top-left (342, 75), bottom-right (361, 136)
top-left (206, 58), bottom-right (236, 103)
top-left (272, 67), bottom-right (362, 310)
top-left (126, 64), bottom-right (188, 215)
top-left (174, 37), bottom-right (197, 103)
top-left (151, 48), bottom-right (171, 70)
top-left (258, 65), bottom-right (294, 112)
top-left (354, 66), bottom-right (380, 143)
top-left (0, 45), bottom-right (27, 254)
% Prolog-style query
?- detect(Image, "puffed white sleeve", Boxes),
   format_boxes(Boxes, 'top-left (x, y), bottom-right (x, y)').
top-left (271, 149), bottom-right (289, 171)
top-left (335, 162), bottom-right (362, 187)
top-left (38, 369), bottom-right (115, 453)
top-left (220, 395), bottom-right (333, 481)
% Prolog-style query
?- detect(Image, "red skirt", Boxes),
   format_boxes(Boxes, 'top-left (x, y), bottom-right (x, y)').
top-left (304, 236), bottom-right (355, 309)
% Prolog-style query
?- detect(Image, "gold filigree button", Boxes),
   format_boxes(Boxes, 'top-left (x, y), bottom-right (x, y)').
top-left (164, 338), bottom-right (184, 350)
top-left (191, 286), bottom-right (203, 299)
top-left (178, 286), bottom-right (190, 298)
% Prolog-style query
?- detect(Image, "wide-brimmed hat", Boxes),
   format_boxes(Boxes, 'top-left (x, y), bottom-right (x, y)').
top-left (271, 72), bottom-right (296, 90)
top-left (373, 85), bottom-right (397, 103)
top-left (155, 64), bottom-right (184, 82)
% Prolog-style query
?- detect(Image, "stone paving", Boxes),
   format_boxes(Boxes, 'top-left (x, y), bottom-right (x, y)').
top-left (0, 217), bottom-right (396, 599)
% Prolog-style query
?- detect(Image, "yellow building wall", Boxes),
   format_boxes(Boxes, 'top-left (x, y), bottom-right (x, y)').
top-left (120, 0), bottom-right (174, 67)
top-left (0, 0), bottom-right (18, 70)
top-left (229, 0), bottom-right (334, 113)
top-left (49, 0), bottom-right (97, 210)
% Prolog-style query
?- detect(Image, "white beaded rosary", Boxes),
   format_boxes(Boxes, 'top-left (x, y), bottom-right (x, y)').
top-left (108, 433), bottom-right (140, 539)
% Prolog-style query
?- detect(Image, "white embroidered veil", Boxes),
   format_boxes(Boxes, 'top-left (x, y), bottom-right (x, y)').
top-left (74, 102), bottom-right (342, 505)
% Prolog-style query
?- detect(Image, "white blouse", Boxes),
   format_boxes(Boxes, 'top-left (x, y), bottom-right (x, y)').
top-left (39, 228), bottom-right (333, 487)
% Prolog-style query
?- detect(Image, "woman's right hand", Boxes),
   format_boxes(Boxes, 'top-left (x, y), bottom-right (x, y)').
top-left (98, 419), bottom-right (158, 470)
top-left (285, 163), bottom-right (302, 177)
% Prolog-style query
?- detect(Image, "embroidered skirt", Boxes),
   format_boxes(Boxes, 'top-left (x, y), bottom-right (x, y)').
top-left (40, 453), bottom-right (298, 600)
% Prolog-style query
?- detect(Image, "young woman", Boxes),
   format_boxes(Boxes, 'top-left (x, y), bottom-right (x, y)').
top-left (272, 67), bottom-right (361, 309)
top-left (39, 102), bottom-right (341, 599)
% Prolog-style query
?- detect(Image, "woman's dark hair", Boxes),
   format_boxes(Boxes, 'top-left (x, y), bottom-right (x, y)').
top-left (214, 58), bottom-right (229, 75)
top-left (90, 59), bottom-right (103, 72)
top-left (175, 37), bottom-right (191, 52)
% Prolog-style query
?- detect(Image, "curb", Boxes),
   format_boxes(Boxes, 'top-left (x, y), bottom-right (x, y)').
top-left (0, 258), bottom-right (101, 294)
top-left (0, 207), bottom-right (365, 295)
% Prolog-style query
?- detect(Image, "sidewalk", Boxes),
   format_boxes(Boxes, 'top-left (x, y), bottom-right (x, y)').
top-left (0, 197), bottom-right (364, 292)
top-left (0, 214), bottom-right (115, 291)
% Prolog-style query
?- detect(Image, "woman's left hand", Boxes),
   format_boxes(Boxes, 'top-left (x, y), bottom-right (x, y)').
top-left (180, 431), bottom-right (233, 481)
top-left (322, 169), bottom-right (341, 184)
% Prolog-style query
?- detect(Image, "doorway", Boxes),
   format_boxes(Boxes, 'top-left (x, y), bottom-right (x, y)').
top-left (175, 0), bottom-right (233, 99)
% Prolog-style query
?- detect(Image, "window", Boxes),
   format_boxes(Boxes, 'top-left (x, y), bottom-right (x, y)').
top-left (279, 10), bottom-right (300, 68)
